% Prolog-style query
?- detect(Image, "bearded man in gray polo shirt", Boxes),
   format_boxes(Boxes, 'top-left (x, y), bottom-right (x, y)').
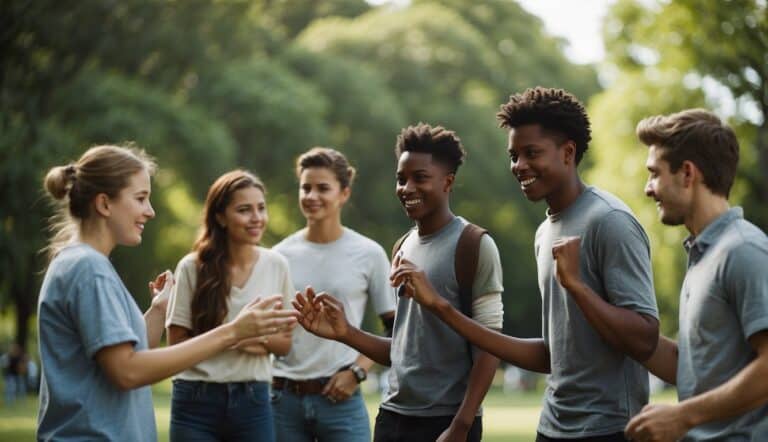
top-left (626, 109), bottom-right (768, 441)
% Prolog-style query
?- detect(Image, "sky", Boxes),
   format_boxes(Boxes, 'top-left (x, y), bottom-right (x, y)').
top-left (367, 0), bottom-right (614, 65)
top-left (516, 0), bottom-right (613, 65)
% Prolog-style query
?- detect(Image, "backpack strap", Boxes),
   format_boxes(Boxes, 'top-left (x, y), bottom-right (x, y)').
top-left (391, 229), bottom-right (413, 262)
top-left (455, 223), bottom-right (488, 319)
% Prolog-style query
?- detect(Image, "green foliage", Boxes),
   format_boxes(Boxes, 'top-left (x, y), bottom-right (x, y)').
top-left (589, 0), bottom-right (767, 333)
top-left (1, 0), bottom-right (601, 346)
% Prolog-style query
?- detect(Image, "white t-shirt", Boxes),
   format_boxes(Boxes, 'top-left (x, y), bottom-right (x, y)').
top-left (273, 227), bottom-right (395, 379)
top-left (165, 247), bottom-right (295, 382)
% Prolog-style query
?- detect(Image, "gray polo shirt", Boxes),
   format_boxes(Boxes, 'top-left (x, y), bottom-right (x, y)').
top-left (678, 207), bottom-right (768, 441)
top-left (535, 186), bottom-right (658, 438)
top-left (382, 216), bottom-right (504, 417)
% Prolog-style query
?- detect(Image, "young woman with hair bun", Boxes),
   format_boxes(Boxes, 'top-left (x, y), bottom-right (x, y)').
top-left (37, 145), bottom-right (296, 441)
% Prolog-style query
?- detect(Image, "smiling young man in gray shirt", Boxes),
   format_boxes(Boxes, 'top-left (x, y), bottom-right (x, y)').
top-left (396, 88), bottom-right (660, 442)
top-left (626, 109), bottom-right (768, 441)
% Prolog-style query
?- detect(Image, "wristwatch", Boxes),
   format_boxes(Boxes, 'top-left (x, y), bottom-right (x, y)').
top-left (348, 364), bottom-right (367, 383)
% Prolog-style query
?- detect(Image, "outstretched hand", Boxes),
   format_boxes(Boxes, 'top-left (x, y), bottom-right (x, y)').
top-left (231, 294), bottom-right (299, 340)
top-left (292, 287), bottom-right (350, 341)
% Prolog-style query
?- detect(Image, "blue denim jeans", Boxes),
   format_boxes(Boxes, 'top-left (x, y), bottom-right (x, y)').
top-left (171, 379), bottom-right (275, 442)
top-left (271, 387), bottom-right (370, 442)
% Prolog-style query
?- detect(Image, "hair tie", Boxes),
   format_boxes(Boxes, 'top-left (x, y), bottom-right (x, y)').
top-left (64, 164), bottom-right (77, 179)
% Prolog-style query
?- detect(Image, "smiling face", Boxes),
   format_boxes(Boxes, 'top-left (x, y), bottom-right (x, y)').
top-left (645, 145), bottom-right (690, 226)
top-left (395, 151), bottom-right (453, 223)
top-left (507, 124), bottom-right (574, 205)
top-left (298, 167), bottom-right (350, 223)
top-left (105, 169), bottom-right (155, 247)
top-left (216, 185), bottom-right (268, 246)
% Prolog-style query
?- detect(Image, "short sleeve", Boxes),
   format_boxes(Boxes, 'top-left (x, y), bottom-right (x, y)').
top-left (723, 243), bottom-right (768, 339)
top-left (165, 255), bottom-right (197, 329)
top-left (367, 244), bottom-right (397, 315)
top-left (471, 234), bottom-right (504, 298)
top-left (594, 211), bottom-right (658, 318)
top-left (72, 275), bottom-right (140, 359)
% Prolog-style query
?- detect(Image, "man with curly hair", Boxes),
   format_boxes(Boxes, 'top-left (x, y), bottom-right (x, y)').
top-left (397, 87), bottom-right (660, 441)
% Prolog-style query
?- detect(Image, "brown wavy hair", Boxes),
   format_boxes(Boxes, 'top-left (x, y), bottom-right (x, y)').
top-left (190, 170), bottom-right (266, 336)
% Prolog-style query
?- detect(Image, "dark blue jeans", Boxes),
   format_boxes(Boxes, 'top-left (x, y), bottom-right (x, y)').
top-left (171, 379), bottom-right (275, 442)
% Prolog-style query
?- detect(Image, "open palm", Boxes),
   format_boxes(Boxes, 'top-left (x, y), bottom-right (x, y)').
top-left (293, 287), bottom-right (349, 340)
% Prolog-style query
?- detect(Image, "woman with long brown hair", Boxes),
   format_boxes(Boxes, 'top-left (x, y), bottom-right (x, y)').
top-left (37, 146), bottom-right (294, 442)
top-left (166, 170), bottom-right (294, 441)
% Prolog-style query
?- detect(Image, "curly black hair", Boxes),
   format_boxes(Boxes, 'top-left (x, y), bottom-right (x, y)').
top-left (394, 123), bottom-right (466, 173)
top-left (497, 87), bottom-right (591, 164)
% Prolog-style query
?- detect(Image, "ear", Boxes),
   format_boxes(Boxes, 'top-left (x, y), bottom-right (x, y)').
top-left (215, 213), bottom-right (226, 229)
top-left (680, 160), bottom-right (698, 187)
top-left (339, 186), bottom-right (352, 205)
top-left (443, 173), bottom-right (455, 193)
top-left (562, 140), bottom-right (577, 165)
top-left (93, 193), bottom-right (111, 217)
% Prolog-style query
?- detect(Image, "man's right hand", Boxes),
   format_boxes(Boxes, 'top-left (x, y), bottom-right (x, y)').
top-left (293, 286), bottom-right (350, 341)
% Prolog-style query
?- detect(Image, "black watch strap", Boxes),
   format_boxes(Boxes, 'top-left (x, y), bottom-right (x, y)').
top-left (348, 364), bottom-right (367, 383)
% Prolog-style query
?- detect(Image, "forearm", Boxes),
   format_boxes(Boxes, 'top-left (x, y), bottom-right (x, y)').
top-left (339, 327), bottom-right (392, 366)
top-left (565, 281), bottom-right (658, 361)
top-left (679, 352), bottom-right (768, 429)
top-left (354, 353), bottom-right (376, 372)
top-left (143, 306), bottom-right (166, 349)
top-left (433, 299), bottom-right (550, 373)
top-left (101, 324), bottom-right (237, 390)
top-left (453, 350), bottom-right (499, 428)
top-left (642, 335), bottom-right (678, 384)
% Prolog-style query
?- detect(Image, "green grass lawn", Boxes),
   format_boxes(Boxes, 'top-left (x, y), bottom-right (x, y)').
top-left (1, 380), bottom-right (677, 441)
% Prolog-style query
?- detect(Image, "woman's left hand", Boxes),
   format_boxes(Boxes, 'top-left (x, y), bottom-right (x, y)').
top-left (148, 270), bottom-right (174, 314)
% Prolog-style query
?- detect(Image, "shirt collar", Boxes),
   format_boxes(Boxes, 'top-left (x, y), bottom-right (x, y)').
top-left (683, 207), bottom-right (743, 253)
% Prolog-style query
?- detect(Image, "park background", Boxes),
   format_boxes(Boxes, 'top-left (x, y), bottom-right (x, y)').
top-left (1, 0), bottom-right (766, 440)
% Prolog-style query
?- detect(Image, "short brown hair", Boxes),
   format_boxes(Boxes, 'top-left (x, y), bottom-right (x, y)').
top-left (296, 147), bottom-right (356, 189)
top-left (636, 109), bottom-right (739, 197)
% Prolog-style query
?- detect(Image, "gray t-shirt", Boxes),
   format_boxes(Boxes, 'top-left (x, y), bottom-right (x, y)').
top-left (382, 216), bottom-right (504, 417)
top-left (273, 227), bottom-right (395, 379)
top-left (37, 243), bottom-right (156, 442)
top-left (678, 207), bottom-right (768, 441)
top-left (535, 186), bottom-right (658, 438)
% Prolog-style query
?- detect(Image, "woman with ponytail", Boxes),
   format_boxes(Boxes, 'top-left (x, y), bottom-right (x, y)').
top-left (37, 146), bottom-right (295, 442)
top-left (166, 170), bottom-right (294, 442)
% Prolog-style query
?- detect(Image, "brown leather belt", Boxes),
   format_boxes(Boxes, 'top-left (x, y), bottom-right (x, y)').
top-left (272, 376), bottom-right (330, 396)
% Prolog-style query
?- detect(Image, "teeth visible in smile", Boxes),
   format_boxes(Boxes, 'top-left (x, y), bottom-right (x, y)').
top-left (404, 199), bottom-right (422, 208)
top-left (520, 177), bottom-right (536, 186)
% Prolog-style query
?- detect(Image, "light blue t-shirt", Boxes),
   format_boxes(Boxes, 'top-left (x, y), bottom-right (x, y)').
top-left (37, 243), bottom-right (156, 442)
top-left (535, 187), bottom-right (658, 438)
top-left (678, 208), bottom-right (768, 441)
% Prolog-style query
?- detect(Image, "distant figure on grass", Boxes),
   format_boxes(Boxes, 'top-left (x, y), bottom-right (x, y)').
top-left (166, 170), bottom-right (295, 442)
top-left (296, 124), bottom-right (504, 442)
top-left (625, 109), bottom-right (768, 441)
top-left (271, 147), bottom-right (395, 442)
top-left (387, 88), bottom-right (660, 442)
top-left (37, 145), bottom-right (296, 441)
